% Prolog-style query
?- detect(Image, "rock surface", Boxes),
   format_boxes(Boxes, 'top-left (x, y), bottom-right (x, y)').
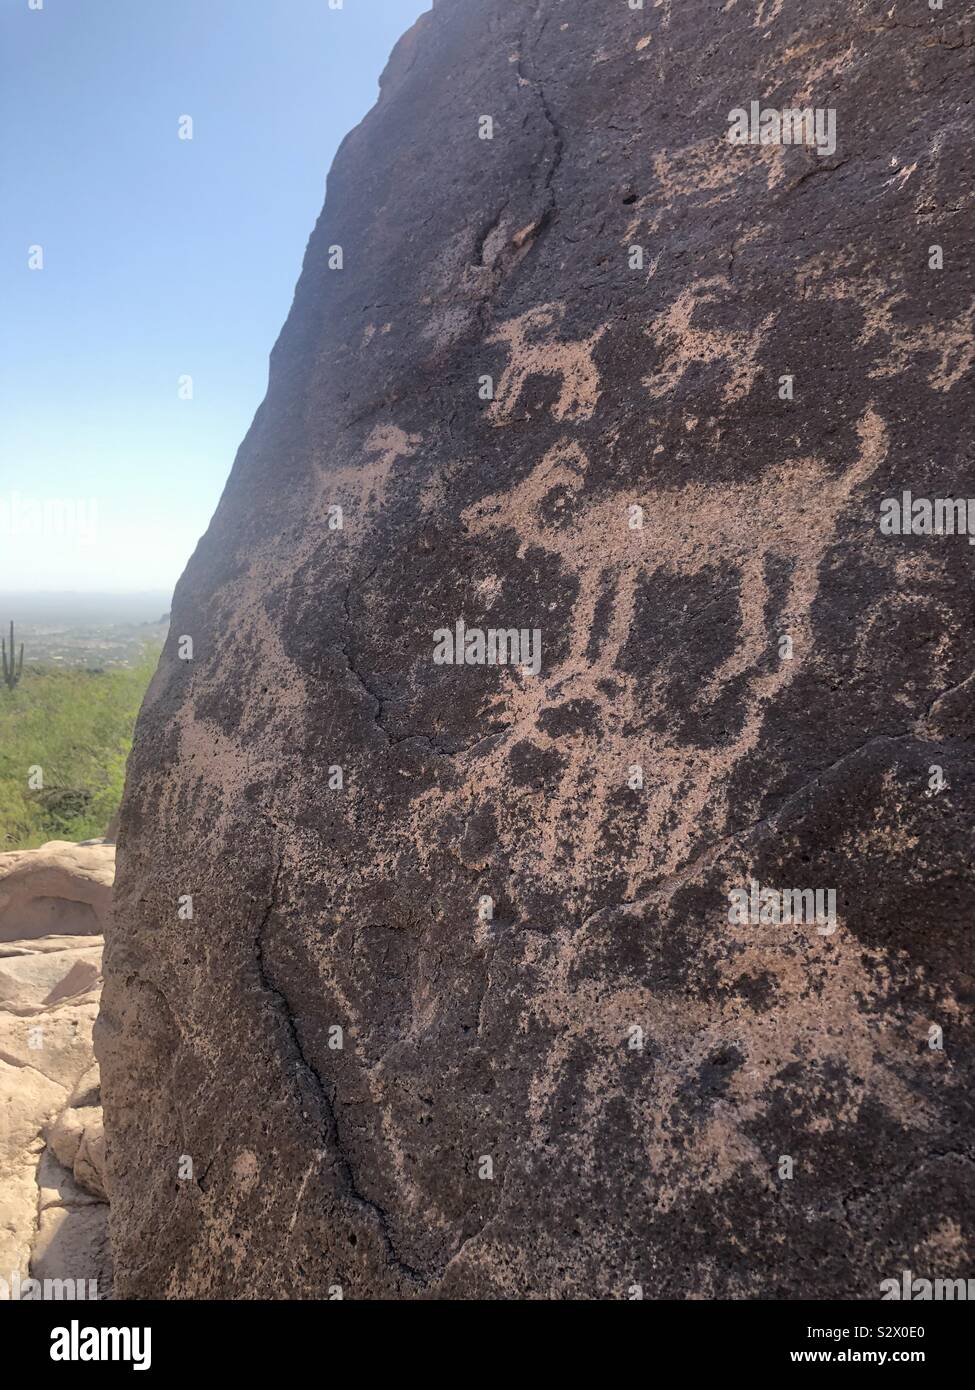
top-left (0, 842), bottom-right (112, 1299)
top-left (0, 840), bottom-right (113, 944)
top-left (102, 0), bottom-right (974, 1298)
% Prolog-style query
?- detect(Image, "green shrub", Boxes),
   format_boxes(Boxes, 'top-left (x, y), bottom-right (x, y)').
top-left (0, 646), bottom-right (160, 850)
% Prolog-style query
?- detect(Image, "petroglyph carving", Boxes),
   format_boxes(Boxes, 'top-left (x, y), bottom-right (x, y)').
top-left (643, 277), bottom-right (774, 404)
top-left (486, 304), bottom-right (607, 425)
top-left (816, 277), bottom-right (974, 393)
top-left (460, 407), bottom-right (889, 898)
top-left (443, 406), bottom-right (920, 1218)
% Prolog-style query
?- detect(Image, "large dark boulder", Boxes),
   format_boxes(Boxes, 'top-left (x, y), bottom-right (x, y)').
top-left (98, 0), bottom-right (974, 1298)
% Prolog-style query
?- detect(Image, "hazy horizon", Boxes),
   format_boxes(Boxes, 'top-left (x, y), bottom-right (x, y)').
top-left (0, 590), bottom-right (172, 622)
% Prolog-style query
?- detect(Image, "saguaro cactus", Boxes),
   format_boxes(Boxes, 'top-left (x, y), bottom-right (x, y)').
top-left (2, 621), bottom-right (24, 691)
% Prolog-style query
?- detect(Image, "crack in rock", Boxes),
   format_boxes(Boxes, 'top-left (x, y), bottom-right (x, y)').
top-left (253, 855), bottom-right (428, 1288)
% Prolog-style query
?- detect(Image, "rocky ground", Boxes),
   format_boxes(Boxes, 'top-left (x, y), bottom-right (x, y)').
top-left (0, 841), bottom-right (113, 1299)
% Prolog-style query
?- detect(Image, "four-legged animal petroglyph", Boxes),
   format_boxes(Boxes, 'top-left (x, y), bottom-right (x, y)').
top-left (487, 303), bottom-right (607, 425)
top-left (460, 408), bottom-right (888, 897)
top-left (643, 276), bottom-right (774, 404)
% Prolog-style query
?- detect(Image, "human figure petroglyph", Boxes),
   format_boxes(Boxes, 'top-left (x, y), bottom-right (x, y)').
top-left (486, 303), bottom-right (607, 425)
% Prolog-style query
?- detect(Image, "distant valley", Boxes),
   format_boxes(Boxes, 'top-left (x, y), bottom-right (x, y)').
top-left (0, 592), bottom-right (171, 669)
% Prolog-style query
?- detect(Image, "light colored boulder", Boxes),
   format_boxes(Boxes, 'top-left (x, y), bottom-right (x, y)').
top-left (0, 944), bottom-right (103, 1012)
top-left (0, 1058), bottom-right (65, 1282)
top-left (0, 841), bottom-right (113, 943)
top-left (31, 1143), bottom-right (111, 1298)
top-left (0, 842), bottom-right (113, 1300)
top-left (48, 1066), bottom-right (107, 1201)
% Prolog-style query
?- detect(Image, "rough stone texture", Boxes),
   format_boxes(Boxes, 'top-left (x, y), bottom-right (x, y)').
top-left (101, 0), bottom-right (974, 1298)
top-left (0, 843), bottom-right (112, 1298)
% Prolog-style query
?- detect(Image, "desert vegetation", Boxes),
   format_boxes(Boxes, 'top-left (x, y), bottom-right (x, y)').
top-left (0, 645), bottom-right (158, 849)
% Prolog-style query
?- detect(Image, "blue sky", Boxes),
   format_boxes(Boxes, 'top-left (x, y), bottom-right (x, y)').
top-left (0, 0), bottom-right (428, 593)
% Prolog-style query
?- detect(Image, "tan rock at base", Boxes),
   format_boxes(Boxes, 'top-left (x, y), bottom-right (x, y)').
top-left (0, 841), bottom-right (113, 944)
top-left (0, 842), bottom-right (113, 1299)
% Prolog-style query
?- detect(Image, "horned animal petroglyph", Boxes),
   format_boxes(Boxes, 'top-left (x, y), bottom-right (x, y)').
top-left (486, 304), bottom-right (607, 425)
top-left (461, 407), bottom-right (888, 897)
